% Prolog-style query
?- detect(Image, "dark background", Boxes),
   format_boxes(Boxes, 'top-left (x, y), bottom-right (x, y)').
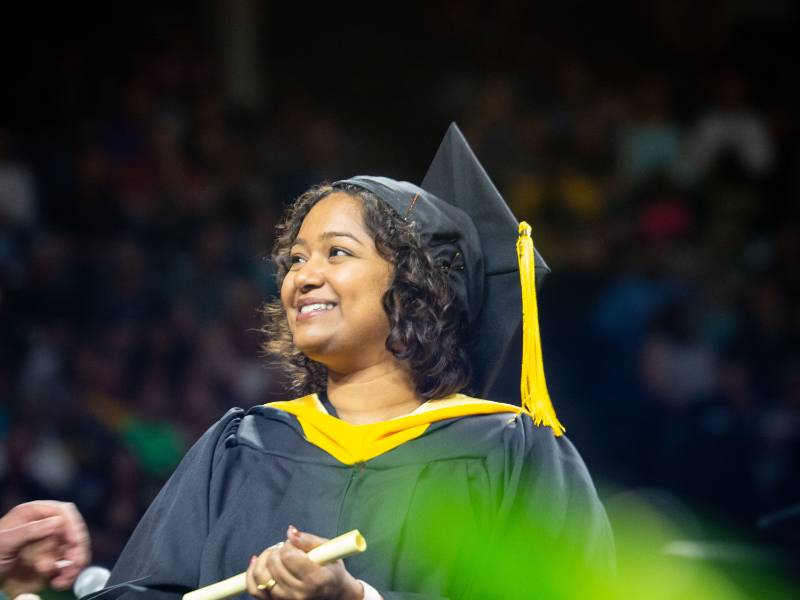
top-left (1, 0), bottom-right (798, 590)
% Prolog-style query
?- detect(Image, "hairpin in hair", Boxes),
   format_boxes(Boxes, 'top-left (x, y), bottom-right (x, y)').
top-left (403, 193), bottom-right (421, 220)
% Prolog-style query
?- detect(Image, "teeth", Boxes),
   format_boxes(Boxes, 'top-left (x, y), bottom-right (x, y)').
top-left (299, 303), bottom-right (334, 314)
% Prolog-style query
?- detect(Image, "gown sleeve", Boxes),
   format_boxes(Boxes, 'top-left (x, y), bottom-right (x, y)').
top-left (484, 413), bottom-right (616, 597)
top-left (104, 408), bottom-right (245, 600)
top-left (379, 415), bottom-right (614, 600)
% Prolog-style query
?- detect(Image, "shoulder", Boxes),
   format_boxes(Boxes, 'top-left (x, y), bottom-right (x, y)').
top-left (424, 393), bottom-right (522, 412)
top-left (204, 402), bottom-right (326, 462)
top-left (189, 407), bottom-right (248, 450)
top-left (441, 396), bottom-right (588, 473)
top-left (174, 407), bottom-right (248, 467)
top-left (212, 407), bottom-right (249, 443)
top-left (438, 394), bottom-right (561, 445)
top-left (411, 394), bottom-right (567, 461)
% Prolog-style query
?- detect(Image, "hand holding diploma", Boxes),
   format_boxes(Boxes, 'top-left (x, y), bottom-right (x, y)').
top-left (247, 526), bottom-right (365, 600)
top-left (184, 527), bottom-right (366, 600)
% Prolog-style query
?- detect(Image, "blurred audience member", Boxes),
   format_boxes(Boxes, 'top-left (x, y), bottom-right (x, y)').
top-left (618, 78), bottom-right (682, 186)
top-left (683, 72), bottom-right (774, 182)
top-left (0, 131), bottom-right (37, 233)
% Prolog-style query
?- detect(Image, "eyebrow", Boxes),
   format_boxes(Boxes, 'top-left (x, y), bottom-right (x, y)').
top-left (293, 231), bottom-right (365, 247)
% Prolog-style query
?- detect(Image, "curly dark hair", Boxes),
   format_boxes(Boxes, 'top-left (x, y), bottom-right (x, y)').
top-left (261, 183), bottom-right (471, 400)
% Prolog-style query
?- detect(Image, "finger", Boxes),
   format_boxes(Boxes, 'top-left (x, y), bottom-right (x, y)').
top-left (286, 525), bottom-right (328, 553)
top-left (5, 501), bottom-right (71, 525)
top-left (51, 550), bottom-right (84, 589)
top-left (9, 502), bottom-right (89, 561)
top-left (51, 556), bottom-right (82, 591)
top-left (245, 555), bottom-right (268, 599)
top-left (51, 567), bottom-right (79, 590)
top-left (0, 517), bottom-right (63, 555)
top-left (18, 509), bottom-right (86, 590)
top-left (279, 540), bottom-right (323, 581)
top-left (53, 546), bottom-right (87, 588)
top-left (252, 549), bottom-right (278, 598)
top-left (59, 503), bottom-right (90, 570)
top-left (266, 548), bottom-right (305, 595)
top-left (18, 538), bottom-right (59, 574)
top-left (25, 538), bottom-right (79, 591)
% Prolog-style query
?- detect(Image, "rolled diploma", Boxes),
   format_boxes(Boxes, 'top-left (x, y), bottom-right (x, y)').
top-left (183, 529), bottom-right (366, 600)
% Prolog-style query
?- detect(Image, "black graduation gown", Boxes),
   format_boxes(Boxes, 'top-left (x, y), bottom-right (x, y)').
top-left (105, 402), bottom-right (614, 599)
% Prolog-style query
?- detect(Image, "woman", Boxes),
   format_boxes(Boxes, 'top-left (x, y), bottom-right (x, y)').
top-left (106, 125), bottom-right (613, 600)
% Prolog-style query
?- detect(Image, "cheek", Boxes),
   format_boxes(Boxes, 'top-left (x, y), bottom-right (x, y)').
top-left (341, 268), bottom-right (389, 304)
top-left (373, 266), bottom-right (393, 309)
top-left (279, 277), bottom-right (295, 318)
top-left (358, 269), bottom-right (393, 328)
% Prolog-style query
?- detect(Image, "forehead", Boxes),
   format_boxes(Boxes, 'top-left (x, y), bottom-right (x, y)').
top-left (296, 192), bottom-right (368, 238)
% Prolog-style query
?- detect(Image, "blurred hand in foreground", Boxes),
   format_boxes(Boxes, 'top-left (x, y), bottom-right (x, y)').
top-left (0, 501), bottom-right (90, 597)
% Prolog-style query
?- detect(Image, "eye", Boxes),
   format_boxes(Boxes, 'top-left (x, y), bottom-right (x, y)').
top-left (329, 247), bottom-right (352, 258)
top-left (289, 254), bottom-right (306, 268)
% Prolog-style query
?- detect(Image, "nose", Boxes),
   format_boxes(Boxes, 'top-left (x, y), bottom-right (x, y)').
top-left (293, 256), bottom-right (325, 293)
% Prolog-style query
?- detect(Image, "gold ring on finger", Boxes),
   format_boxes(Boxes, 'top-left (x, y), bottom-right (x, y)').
top-left (257, 577), bottom-right (277, 592)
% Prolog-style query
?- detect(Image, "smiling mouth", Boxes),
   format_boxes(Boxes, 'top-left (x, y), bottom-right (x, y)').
top-left (296, 302), bottom-right (336, 320)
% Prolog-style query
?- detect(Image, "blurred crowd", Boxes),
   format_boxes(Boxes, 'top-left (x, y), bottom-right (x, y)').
top-left (459, 64), bottom-right (799, 535)
top-left (2, 7), bottom-right (799, 567)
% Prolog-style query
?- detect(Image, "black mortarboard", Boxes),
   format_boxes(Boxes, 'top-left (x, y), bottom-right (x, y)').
top-left (335, 123), bottom-right (563, 434)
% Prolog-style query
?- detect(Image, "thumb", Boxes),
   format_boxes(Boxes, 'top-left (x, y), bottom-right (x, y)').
top-left (0, 516), bottom-right (62, 556)
top-left (286, 525), bottom-right (328, 553)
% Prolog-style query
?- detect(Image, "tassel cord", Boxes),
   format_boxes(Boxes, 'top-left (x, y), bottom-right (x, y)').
top-left (516, 222), bottom-right (565, 436)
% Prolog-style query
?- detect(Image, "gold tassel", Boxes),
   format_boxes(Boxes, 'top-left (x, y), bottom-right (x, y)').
top-left (516, 222), bottom-right (565, 436)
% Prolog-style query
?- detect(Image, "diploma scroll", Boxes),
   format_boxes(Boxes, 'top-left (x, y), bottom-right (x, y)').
top-left (182, 530), bottom-right (366, 600)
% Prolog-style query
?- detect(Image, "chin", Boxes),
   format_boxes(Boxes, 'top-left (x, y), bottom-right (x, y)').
top-left (296, 343), bottom-right (357, 374)
top-left (294, 335), bottom-right (333, 362)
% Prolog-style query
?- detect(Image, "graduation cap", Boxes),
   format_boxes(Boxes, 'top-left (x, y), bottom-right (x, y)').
top-left (335, 123), bottom-right (564, 435)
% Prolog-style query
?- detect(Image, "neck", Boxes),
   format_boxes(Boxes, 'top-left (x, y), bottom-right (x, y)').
top-left (326, 362), bottom-right (422, 425)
